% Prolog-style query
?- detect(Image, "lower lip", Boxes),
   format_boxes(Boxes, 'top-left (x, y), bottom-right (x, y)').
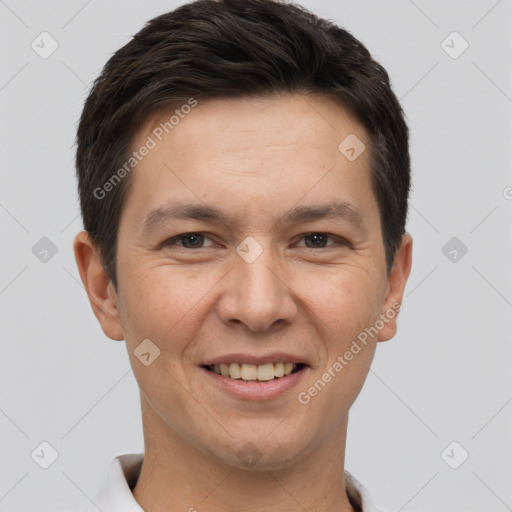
top-left (201, 366), bottom-right (309, 400)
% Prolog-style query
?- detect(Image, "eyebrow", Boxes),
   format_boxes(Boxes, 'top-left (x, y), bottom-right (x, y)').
top-left (141, 200), bottom-right (365, 233)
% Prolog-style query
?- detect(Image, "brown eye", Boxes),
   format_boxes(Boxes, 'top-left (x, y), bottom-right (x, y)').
top-left (180, 234), bottom-right (205, 248)
top-left (294, 233), bottom-right (351, 250)
top-left (303, 233), bottom-right (330, 248)
top-left (296, 233), bottom-right (336, 248)
top-left (164, 233), bottom-right (216, 249)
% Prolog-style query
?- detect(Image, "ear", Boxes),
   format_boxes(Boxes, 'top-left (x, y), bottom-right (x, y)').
top-left (73, 231), bottom-right (124, 341)
top-left (377, 233), bottom-right (413, 342)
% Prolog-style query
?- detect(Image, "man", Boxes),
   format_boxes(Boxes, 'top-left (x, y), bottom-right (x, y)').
top-left (73, 1), bottom-right (413, 511)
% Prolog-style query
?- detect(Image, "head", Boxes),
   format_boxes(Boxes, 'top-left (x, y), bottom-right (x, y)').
top-left (74, 0), bottom-right (412, 469)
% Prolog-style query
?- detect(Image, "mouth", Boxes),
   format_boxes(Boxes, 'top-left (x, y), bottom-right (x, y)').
top-left (201, 361), bottom-right (309, 400)
top-left (202, 362), bottom-right (307, 382)
top-left (200, 353), bottom-right (311, 400)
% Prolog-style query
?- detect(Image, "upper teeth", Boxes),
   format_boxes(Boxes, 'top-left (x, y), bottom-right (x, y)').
top-left (209, 362), bottom-right (298, 381)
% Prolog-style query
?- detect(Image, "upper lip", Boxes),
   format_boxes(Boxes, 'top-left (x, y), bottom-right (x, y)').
top-left (202, 352), bottom-right (310, 366)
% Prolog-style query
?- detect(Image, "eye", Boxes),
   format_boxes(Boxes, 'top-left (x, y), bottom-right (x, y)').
top-left (164, 233), bottom-right (216, 249)
top-left (295, 233), bottom-right (347, 249)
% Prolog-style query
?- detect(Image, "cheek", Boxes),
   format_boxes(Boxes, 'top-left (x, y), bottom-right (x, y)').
top-left (298, 265), bottom-right (383, 404)
top-left (117, 261), bottom-right (234, 381)
top-left (117, 263), bottom-right (206, 344)
top-left (299, 263), bottom-right (384, 337)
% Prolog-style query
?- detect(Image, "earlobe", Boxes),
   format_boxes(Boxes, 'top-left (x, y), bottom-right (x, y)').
top-left (377, 233), bottom-right (413, 342)
top-left (73, 231), bottom-right (125, 341)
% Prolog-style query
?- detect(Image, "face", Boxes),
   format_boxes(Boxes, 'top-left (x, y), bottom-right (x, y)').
top-left (76, 94), bottom-right (412, 470)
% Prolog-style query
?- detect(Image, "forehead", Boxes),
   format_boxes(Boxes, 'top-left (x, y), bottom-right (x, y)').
top-left (123, 93), bottom-right (377, 230)
top-left (142, 93), bottom-right (365, 155)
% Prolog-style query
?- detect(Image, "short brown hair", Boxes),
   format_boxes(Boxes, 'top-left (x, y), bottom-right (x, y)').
top-left (76, 0), bottom-right (411, 289)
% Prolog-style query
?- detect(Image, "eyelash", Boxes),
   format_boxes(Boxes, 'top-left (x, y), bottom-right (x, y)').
top-left (162, 232), bottom-right (350, 250)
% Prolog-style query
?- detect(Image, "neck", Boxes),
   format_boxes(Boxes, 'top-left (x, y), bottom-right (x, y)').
top-left (133, 395), bottom-right (356, 512)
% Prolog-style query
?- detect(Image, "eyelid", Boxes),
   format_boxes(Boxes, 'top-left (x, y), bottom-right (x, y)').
top-left (294, 232), bottom-right (351, 248)
top-left (161, 232), bottom-right (351, 250)
top-left (162, 232), bottom-right (218, 249)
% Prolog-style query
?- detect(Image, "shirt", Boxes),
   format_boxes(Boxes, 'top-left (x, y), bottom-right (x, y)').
top-left (81, 453), bottom-right (381, 512)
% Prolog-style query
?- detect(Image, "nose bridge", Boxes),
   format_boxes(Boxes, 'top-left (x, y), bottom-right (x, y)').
top-left (242, 253), bottom-right (280, 303)
top-left (218, 239), bottom-right (296, 331)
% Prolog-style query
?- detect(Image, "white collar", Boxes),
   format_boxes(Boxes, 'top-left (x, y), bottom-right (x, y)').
top-left (81, 453), bottom-right (381, 512)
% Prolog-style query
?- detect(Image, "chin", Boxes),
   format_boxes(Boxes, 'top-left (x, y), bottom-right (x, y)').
top-left (207, 431), bottom-right (311, 471)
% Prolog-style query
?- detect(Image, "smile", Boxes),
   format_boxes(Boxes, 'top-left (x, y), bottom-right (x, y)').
top-left (201, 361), bottom-right (309, 400)
top-left (204, 362), bottom-right (305, 381)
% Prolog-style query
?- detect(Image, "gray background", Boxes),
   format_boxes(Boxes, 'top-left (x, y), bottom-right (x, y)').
top-left (1, 1), bottom-right (511, 511)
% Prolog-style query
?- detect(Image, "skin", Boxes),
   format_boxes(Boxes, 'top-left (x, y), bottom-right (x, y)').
top-left (74, 94), bottom-right (412, 512)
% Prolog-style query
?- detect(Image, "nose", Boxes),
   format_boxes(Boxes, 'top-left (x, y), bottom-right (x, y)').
top-left (216, 246), bottom-right (297, 333)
